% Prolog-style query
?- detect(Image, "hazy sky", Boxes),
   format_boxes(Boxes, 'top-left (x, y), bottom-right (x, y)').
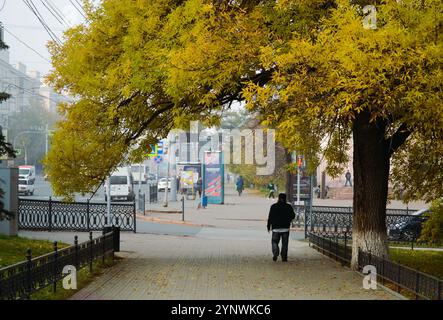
top-left (0, 0), bottom-right (85, 77)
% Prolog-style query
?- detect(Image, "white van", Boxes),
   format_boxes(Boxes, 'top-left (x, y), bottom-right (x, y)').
top-left (105, 167), bottom-right (135, 202)
top-left (18, 178), bottom-right (35, 196)
top-left (18, 165), bottom-right (36, 182)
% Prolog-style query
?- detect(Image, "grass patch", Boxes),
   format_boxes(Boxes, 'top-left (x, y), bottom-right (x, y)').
top-left (0, 235), bottom-right (69, 268)
top-left (0, 235), bottom-right (121, 300)
top-left (31, 256), bottom-right (120, 300)
top-left (382, 249), bottom-right (443, 299)
top-left (389, 242), bottom-right (443, 249)
top-left (389, 248), bottom-right (443, 279)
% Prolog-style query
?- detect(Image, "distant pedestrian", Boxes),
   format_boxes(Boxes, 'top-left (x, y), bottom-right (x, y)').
top-left (267, 181), bottom-right (276, 199)
top-left (236, 176), bottom-right (244, 196)
top-left (315, 185), bottom-right (321, 198)
top-left (196, 177), bottom-right (203, 198)
top-left (345, 171), bottom-right (352, 187)
top-left (267, 193), bottom-right (295, 262)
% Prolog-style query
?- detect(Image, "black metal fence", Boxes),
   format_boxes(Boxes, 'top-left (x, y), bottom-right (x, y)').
top-left (0, 231), bottom-right (116, 300)
top-left (294, 205), bottom-right (417, 239)
top-left (148, 183), bottom-right (158, 203)
top-left (18, 198), bottom-right (136, 232)
top-left (308, 233), bottom-right (442, 300)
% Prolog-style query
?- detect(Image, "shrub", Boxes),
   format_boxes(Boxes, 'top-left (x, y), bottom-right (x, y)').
top-left (419, 199), bottom-right (443, 244)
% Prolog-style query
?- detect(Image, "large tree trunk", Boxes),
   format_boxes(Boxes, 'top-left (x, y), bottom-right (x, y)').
top-left (351, 111), bottom-right (390, 270)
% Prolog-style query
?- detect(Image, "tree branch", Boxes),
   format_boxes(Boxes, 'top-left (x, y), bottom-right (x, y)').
top-left (385, 122), bottom-right (413, 157)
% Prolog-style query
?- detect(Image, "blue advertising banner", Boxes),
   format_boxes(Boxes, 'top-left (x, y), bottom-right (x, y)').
top-left (203, 151), bottom-right (224, 205)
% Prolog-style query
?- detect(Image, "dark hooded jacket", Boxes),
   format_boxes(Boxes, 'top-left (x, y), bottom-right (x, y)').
top-left (267, 202), bottom-right (295, 231)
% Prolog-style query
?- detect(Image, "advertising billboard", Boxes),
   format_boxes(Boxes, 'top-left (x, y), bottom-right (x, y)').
top-left (203, 151), bottom-right (224, 205)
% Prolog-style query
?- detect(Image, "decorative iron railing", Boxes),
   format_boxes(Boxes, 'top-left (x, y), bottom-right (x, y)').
top-left (294, 205), bottom-right (417, 239)
top-left (0, 231), bottom-right (116, 300)
top-left (308, 233), bottom-right (442, 300)
top-left (18, 198), bottom-right (136, 232)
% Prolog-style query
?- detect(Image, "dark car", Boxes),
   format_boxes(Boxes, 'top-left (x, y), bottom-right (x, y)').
top-left (388, 209), bottom-right (429, 241)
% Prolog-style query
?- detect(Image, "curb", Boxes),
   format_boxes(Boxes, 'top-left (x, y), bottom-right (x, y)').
top-left (145, 210), bottom-right (183, 214)
top-left (136, 215), bottom-right (213, 228)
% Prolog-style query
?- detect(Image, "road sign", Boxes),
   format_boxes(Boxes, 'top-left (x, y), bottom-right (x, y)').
top-left (148, 144), bottom-right (158, 158)
top-left (153, 156), bottom-right (163, 164)
top-left (157, 141), bottom-right (164, 155)
top-left (297, 155), bottom-right (303, 167)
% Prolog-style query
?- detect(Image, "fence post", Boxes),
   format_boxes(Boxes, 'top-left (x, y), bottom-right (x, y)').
top-left (53, 241), bottom-right (58, 293)
top-left (182, 196), bottom-right (185, 222)
top-left (415, 271), bottom-right (420, 300)
top-left (142, 193), bottom-right (146, 216)
top-left (26, 249), bottom-right (32, 300)
top-left (397, 264), bottom-right (401, 293)
top-left (322, 236), bottom-right (325, 255)
top-left (74, 236), bottom-right (79, 270)
top-left (133, 202), bottom-right (137, 233)
top-left (438, 280), bottom-right (441, 300)
top-left (48, 196), bottom-right (52, 232)
top-left (111, 230), bottom-right (115, 263)
top-left (102, 230), bottom-right (106, 264)
top-left (86, 199), bottom-right (90, 232)
top-left (343, 232), bottom-right (348, 266)
top-left (335, 236), bottom-right (338, 261)
top-left (89, 231), bottom-right (93, 272)
top-left (381, 256), bottom-right (385, 285)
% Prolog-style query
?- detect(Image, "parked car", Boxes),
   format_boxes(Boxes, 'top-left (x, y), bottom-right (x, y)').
top-left (158, 178), bottom-right (171, 192)
top-left (18, 178), bottom-right (35, 196)
top-left (388, 208), bottom-right (429, 241)
top-left (105, 167), bottom-right (135, 202)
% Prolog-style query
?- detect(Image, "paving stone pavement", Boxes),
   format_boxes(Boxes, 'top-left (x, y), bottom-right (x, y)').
top-left (66, 230), bottom-right (395, 300)
top-left (20, 186), bottom-right (398, 300)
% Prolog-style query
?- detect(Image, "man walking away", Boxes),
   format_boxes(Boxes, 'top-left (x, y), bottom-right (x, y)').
top-left (267, 193), bottom-right (295, 262)
top-left (345, 171), bottom-right (352, 187)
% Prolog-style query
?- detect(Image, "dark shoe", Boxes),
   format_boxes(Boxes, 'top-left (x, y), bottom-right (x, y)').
top-left (282, 258), bottom-right (288, 262)
top-left (273, 256), bottom-right (278, 262)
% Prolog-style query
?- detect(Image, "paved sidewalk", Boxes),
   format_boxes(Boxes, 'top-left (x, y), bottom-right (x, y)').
top-left (142, 187), bottom-right (278, 230)
top-left (69, 232), bottom-right (395, 300)
top-left (19, 186), bottom-right (398, 300)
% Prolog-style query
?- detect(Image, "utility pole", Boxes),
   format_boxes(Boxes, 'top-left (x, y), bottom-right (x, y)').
top-left (170, 134), bottom-right (177, 202)
top-left (138, 163), bottom-right (142, 195)
top-left (45, 124), bottom-right (49, 155)
top-left (297, 159), bottom-right (301, 206)
top-left (24, 145), bottom-right (27, 165)
top-left (163, 139), bottom-right (171, 207)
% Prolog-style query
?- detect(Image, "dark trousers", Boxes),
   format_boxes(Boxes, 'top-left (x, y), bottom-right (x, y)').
top-left (272, 232), bottom-right (289, 259)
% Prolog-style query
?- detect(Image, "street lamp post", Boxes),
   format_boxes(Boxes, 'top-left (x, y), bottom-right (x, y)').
top-left (13, 127), bottom-right (52, 165)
